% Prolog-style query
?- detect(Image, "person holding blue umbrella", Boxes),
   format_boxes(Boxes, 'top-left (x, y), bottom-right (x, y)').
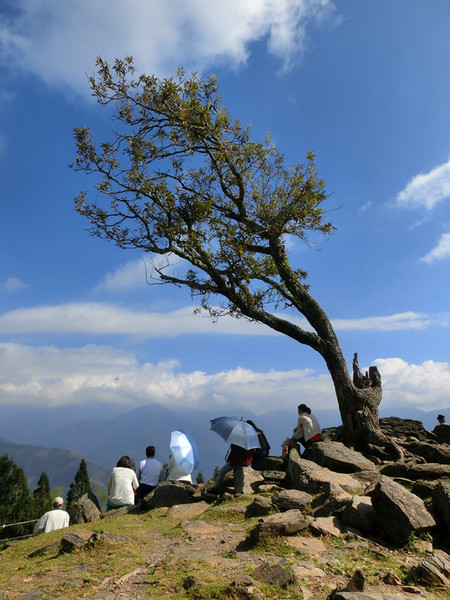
top-left (167, 431), bottom-right (198, 483)
top-left (208, 417), bottom-right (260, 495)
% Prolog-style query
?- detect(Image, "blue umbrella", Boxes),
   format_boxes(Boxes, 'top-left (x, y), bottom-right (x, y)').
top-left (169, 430), bottom-right (199, 474)
top-left (210, 416), bottom-right (261, 450)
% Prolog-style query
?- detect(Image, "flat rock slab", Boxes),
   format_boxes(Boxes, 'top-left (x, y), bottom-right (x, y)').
top-left (252, 562), bottom-right (295, 587)
top-left (287, 451), bottom-right (362, 495)
top-left (292, 561), bottom-right (327, 579)
top-left (308, 442), bottom-right (376, 473)
top-left (309, 516), bottom-right (343, 537)
top-left (180, 520), bottom-right (221, 535)
top-left (168, 501), bottom-right (209, 520)
top-left (285, 536), bottom-right (326, 556)
top-left (272, 489), bottom-right (313, 511)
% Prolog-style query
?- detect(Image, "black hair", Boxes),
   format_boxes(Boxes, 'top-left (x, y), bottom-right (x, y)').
top-left (116, 455), bottom-right (133, 469)
top-left (146, 445), bottom-right (156, 458)
top-left (297, 404), bottom-right (311, 414)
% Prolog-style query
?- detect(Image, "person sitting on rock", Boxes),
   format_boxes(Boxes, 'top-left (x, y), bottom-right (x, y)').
top-left (166, 454), bottom-right (192, 484)
top-left (282, 403), bottom-right (322, 458)
top-left (135, 445), bottom-right (163, 502)
top-left (106, 456), bottom-right (139, 511)
top-left (432, 414), bottom-right (450, 444)
top-left (33, 496), bottom-right (70, 534)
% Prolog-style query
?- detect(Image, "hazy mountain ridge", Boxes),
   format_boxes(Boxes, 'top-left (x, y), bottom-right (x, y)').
top-left (0, 438), bottom-right (109, 495)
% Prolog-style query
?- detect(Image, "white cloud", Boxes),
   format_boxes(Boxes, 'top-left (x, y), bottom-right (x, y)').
top-left (374, 357), bottom-right (450, 411)
top-left (0, 342), bottom-right (447, 414)
top-left (2, 277), bottom-right (27, 292)
top-left (332, 311), bottom-right (450, 331)
top-left (420, 232), bottom-right (450, 264)
top-left (395, 160), bottom-right (450, 210)
top-left (0, 341), bottom-right (334, 412)
top-left (0, 0), bottom-right (338, 94)
top-left (0, 303), bottom-right (449, 336)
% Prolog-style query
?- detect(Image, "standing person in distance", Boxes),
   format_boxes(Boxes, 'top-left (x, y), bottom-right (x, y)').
top-left (34, 496), bottom-right (70, 534)
top-left (135, 445), bottom-right (163, 503)
top-left (106, 456), bottom-right (139, 511)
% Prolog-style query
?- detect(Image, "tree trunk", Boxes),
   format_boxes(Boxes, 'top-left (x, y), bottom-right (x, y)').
top-left (322, 350), bottom-right (402, 458)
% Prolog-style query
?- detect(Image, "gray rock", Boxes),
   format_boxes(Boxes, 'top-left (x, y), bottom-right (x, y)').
top-left (245, 496), bottom-right (273, 518)
top-left (60, 530), bottom-right (99, 553)
top-left (252, 456), bottom-right (285, 471)
top-left (272, 489), bottom-right (313, 511)
top-left (311, 483), bottom-right (353, 517)
top-left (233, 466), bottom-right (264, 494)
top-left (371, 475), bottom-right (436, 544)
top-left (249, 509), bottom-right (309, 542)
top-left (381, 462), bottom-right (450, 480)
top-left (286, 448), bottom-right (362, 495)
top-left (400, 440), bottom-right (450, 464)
top-left (308, 442), bottom-right (376, 473)
top-left (259, 470), bottom-right (287, 483)
top-left (143, 481), bottom-right (195, 509)
top-left (379, 417), bottom-right (430, 441)
top-left (341, 496), bottom-right (378, 535)
top-left (309, 516), bottom-right (343, 537)
top-left (68, 492), bottom-right (103, 524)
top-left (432, 480), bottom-right (450, 534)
top-left (252, 561), bottom-right (295, 587)
top-left (410, 550), bottom-right (450, 586)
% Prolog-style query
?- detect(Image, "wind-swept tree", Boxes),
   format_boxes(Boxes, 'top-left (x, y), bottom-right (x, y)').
top-left (66, 458), bottom-right (92, 507)
top-left (73, 57), bottom-right (396, 455)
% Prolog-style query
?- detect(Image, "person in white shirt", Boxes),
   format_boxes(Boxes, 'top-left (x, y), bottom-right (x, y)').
top-left (106, 456), bottom-right (139, 510)
top-left (135, 446), bottom-right (163, 502)
top-left (34, 497), bottom-right (70, 534)
top-left (282, 403), bottom-right (322, 457)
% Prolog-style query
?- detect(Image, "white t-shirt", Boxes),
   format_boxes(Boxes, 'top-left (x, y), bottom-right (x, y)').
top-left (34, 509), bottom-right (70, 534)
top-left (107, 467), bottom-right (139, 506)
top-left (293, 412), bottom-right (321, 442)
top-left (136, 458), bottom-right (163, 486)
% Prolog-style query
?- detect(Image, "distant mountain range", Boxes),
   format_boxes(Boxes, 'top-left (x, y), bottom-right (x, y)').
top-left (1, 401), bottom-right (447, 489)
top-left (0, 437), bottom-right (109, 495)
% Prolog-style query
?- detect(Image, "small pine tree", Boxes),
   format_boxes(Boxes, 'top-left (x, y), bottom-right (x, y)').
top-left (213, 466), bottom-right (220, 479)
top-left (196, 471), bottom-right (204, 484)
top-left (0, 454), bottom-right (34, 539)
top-left (33, 472), bottom-right (53, 518)
top-left (66, 459), bottom-right (92, 507)
top-left (161, 462), bottom-right (170, 480)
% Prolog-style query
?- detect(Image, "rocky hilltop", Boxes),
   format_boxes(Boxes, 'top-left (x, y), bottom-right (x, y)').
top-left (1, 417), bottom-right (449, 600)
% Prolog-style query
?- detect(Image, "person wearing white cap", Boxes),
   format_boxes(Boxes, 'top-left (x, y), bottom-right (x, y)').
top-left (33, 497), bottom-right (70, 534)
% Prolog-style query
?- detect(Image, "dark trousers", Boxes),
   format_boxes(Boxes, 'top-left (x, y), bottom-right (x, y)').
top-left (136, 483), bottom-right (156, 502)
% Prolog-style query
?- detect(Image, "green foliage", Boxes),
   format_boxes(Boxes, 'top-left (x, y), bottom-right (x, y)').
top-left (196, 471), bottom-right (204, 484)
top-left (66, 458), bottom-right (93, 507)
top-left (73, 58), bottom-right (336, 354)
top-left (33, 472), bottom-right (53, 518)
top-left (213, 466), bottom-right (220, 479)
top-left (0, 454), bottom-right (34, 539)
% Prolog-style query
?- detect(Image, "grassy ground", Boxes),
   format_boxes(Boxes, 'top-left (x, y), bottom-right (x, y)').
top-left (1, 497), bottom-right (449, 600)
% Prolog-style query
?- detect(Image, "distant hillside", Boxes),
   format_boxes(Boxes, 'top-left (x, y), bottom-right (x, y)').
top-left (0, 438), bottom-right (109, 496)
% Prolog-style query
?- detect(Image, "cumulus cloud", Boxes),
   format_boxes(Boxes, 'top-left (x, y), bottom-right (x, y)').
top-left (0, 342), bottom-right (447, 413)
top-left (420, 232), bottom-right (450, 264)
top-left (0, 0), bottom-right (338, 94)
top-left (0, 342), bottom-right (334, 412)
top-left (332, 311), bottom-right (450, 331)
top-left (395, 160), bottom-right (450, 210)
top-left (374, 357), bottom-right (450, 411)
top-left (2, 277), bottom-right (27, 293)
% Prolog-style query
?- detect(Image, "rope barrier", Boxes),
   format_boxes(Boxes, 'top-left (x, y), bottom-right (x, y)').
top-left (1, 519), bottom-right (38, 529)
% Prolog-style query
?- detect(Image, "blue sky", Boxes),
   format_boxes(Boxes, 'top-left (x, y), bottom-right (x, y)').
top-left (0, 0), bottom-right (449, 421)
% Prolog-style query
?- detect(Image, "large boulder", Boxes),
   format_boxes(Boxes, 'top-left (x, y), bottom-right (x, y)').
top-left (142, 481), bottom-right (195, 509)
top-left (381, 462), bottom-right (450, 480)
top-left (400, 441), bottom-right (450, 464)
top-left (233, 466), bottom-right (264, 494)
top-left (340, 495), bottom-right (378, 535)
top-left (370, 475), bottom-right (436, 544)
top-left (307, 442), bottom-right (377, 473)
top-left (249, 510), bottom-right (309, 543)
top-left (379, 417), bottom-right (430, 441)
top-left (68, 492), bottom-right (102, 524)
top-left (432, 480), bottom-right (450, 535)
top-left (271, 489), bottom-right (313, 512)
top-left (286, 448), bottom-right (362, 495)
